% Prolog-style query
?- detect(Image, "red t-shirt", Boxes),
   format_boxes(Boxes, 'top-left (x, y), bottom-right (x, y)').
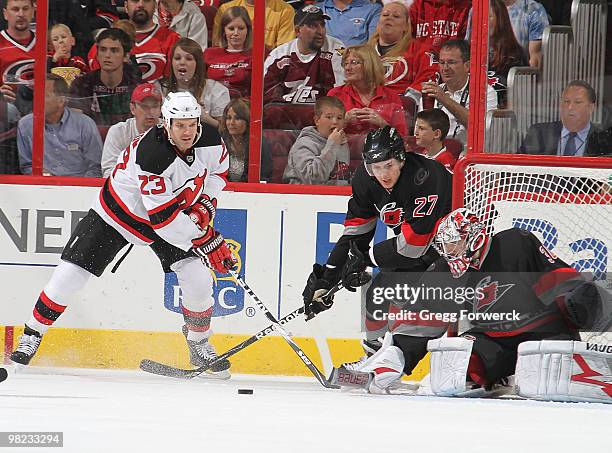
top-left (203, 47), bottom-right (252, 98)
top-left (327, 84), bottom-right (408, 137)
top-left (380, 40), bottom-right (438, 96)
top-left (0, 30), bottom-right (35, 84)
top-left (409, 0), bottom-right (471, 53)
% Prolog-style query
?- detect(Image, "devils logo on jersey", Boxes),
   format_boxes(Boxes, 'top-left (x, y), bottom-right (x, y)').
top-left (175, 170), bottom-right (207, 209)
top-left (379, 202), bottom-right (404, 227)
top-left (474, 276), bottom-right (514, 312)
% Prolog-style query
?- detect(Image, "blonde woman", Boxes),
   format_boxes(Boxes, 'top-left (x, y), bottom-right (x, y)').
top-left (327, 44), bottom-right (408, 136)
top-left (163, 38), bottom-right (230, 128)
top-left (368, 2), bottom-right (437, 98)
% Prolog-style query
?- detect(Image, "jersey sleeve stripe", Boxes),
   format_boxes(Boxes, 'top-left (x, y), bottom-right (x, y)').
top-left (150, 204), bottom-right (181, 229)
top-left (147, 197), bottom-right (179, 215)
top-left (396, 223), bottom-right (432, 257)
top-left (108, 179), bottom-right (151, 224)
top-left (100, 182), bottom-right (156, 243)
top-left (532, 268), bottom-right (581, 299)
top-left (343, 217), bottom-right (377, 235)
top-left (485, 313), bottom-right (562, 337)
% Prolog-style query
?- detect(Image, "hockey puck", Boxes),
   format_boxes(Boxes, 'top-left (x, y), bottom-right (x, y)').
top-left (237, 388), bottom-right (253, 395)
top-left (0, 367), bottom-right (7, 383)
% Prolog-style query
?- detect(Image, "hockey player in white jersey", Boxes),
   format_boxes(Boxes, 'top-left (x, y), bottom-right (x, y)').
top-left (11, 92), bottom-right (237, 378)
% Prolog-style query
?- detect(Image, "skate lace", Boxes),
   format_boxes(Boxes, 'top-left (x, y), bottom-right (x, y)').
top-left (342, 356), bottom-right (367, 371)
top-left (194, 341), bottom-right (218, 360)
top-left (16, 334), bottom-right (41, 356)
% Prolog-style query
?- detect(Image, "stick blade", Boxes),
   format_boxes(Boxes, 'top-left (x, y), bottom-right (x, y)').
top-left (139, 359), bottom-right (199, 379)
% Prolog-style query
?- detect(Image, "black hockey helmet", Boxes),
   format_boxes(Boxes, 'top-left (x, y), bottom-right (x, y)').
top-left (362, 126), bottom-right (405, 165)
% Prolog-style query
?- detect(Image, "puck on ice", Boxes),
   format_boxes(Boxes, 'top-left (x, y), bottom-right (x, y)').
top-left (0, 367), bottom-right (7, 383)
top-left (237, 388), bottom-right (253, 395)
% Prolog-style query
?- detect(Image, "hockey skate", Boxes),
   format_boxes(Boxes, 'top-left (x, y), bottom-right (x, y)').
top-left (182, 326), bottom-right (231, 379)
top-left (10, 326), bottom-right (42, 365)
top-left (339, 338), bottom-right (383, 371)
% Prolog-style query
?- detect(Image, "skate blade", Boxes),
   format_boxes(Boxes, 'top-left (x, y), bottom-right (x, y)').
top-left (195, 369), bottom-right (231, 380)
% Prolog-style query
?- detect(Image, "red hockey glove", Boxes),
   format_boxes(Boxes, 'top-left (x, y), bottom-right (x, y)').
top-left (186, 195), bottom-right (217, 230)
top-left (192, 228), bottom-right (237, 274)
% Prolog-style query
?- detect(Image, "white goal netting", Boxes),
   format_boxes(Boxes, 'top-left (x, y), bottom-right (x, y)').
top-left (461, 162), bottom-right (612, 343)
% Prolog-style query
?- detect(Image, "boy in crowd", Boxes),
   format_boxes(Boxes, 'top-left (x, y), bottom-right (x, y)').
top-left (47, 23), bottom-right (89, 75)
top-left (283, 95), bottom-right (350, 185)
top-left (414, 108), bottom-right (458, 171)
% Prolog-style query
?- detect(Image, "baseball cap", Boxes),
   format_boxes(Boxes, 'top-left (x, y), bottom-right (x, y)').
top-left (131, 83), bottom-right (162, 103)
top-left (294, 5), bottom-right (331, 27)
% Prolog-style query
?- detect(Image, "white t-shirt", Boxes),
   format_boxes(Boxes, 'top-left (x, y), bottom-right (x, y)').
top-left (200, 79), bottom-right (231, 118)
top-left (101, 117), bottom-right (144, 178)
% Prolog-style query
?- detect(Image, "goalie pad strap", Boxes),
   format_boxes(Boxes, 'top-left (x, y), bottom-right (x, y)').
top-left (428, 337), bottom-right (474, 396)
top-left (516, 340), bottom-right (612, 404)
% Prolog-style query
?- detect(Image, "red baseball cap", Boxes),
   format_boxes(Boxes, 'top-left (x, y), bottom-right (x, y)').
top-left (131, 83), bottom-right (162, 103)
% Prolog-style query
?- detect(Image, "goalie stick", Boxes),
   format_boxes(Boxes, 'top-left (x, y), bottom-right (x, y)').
top-left (229, 269), bottom-right (340, 389)
top-left (140, 282), bottom-right (342, 380)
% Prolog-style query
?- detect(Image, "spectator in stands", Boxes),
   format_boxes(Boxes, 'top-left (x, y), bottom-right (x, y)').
top-left (503, 0), bottom-right (549, 68)
top-left (47, 24), bottom-right (90, 76)
top-left (70, 28), bottom-right (141, 125)
top-left (204, 6), bottom-right (252, 98)
top-left (263, 5), bottom-right (344, 105)
top-left (0, 0), bottom-right (36, 116)
top-left (0, 96), bottom-right (20, 174)
top-left (17, 74), bottom-right (102, 177)
top-left (538, 0), bottom-right (572, 26)
top-left (409, 0), bottom-right (471, 53)
top-left (315, 0), bottom-right (382, 47)
top-left (157, 0), bottom-right (209, 49)
top-left (368, 1), bottom-right (437, 99)
top-left (219, 98), bottom-right (273, 182)
top-left (47, 1), bottom-right (119, 58)
top-left (164, 37), bottom-right (230, 128)
top-left (329, 44), bottom-right (408, 136)
top-left (213, 0), bottom-right (295, 50)
top-left (420, 40), bottom-right (497, 145)
top-left (520, 80), bottom-right (603, 156)
top-left (284, 95), bottom-right (350, 185)
top-left (413, 108), bottom-right (458, 170)
top-left (101, 82), bottom-right (162, 177)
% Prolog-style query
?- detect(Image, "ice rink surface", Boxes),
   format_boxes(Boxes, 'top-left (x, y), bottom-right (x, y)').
top-left (0, 366), bottom-right (611, 453)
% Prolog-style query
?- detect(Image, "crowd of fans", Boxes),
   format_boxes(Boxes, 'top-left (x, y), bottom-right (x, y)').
top-left (0, 0), bottom-right (609, 182)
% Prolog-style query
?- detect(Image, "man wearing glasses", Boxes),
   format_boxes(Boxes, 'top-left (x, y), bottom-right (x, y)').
top-left (420, 40), bottom-right (497, 145)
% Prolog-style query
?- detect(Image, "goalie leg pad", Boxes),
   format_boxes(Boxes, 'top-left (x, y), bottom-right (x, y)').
top-left (367, 345), bottom-right (405, 395)
top-left (428, 337), bottom-right (474, 396)
top-left (516, 340), bottom-right (612, 404)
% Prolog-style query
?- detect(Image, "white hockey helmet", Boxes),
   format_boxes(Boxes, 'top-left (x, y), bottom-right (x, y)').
top-left (161, 91), bottom-right (202, 145)
top-left (433, 208), bottom-right (488, 278)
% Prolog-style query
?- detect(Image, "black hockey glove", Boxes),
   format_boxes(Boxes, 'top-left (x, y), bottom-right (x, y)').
top-left (341, 241), bottom-right (372, 292)
top-left (303, 264), bottom-right (339, 320)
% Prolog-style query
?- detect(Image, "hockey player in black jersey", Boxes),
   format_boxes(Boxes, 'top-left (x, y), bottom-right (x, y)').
top-left (302, 125), bottom-right (453, 363)
top-left (11, 92), bottom-right (237, 378)
top-left (357, 208), bottom-right (610, 397)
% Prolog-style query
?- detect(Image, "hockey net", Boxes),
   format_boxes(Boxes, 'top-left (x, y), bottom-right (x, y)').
top-left (455, 155), bottom-right (612, 343)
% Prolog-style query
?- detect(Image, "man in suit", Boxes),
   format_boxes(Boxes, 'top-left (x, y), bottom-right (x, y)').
top-left (520, 80), bottom-right (603, 156)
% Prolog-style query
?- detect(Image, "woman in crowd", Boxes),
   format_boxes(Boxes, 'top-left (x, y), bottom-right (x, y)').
top-left (219, 98), bottom-right (272, 182)
top-left (204, 6), bottom-right (252, 98)
top-left (164, 37), bottom-right (230, 128)
top-left (327, 44), bottom-right (408, 137)
top-left (368, 1), bottom-right (437, 98)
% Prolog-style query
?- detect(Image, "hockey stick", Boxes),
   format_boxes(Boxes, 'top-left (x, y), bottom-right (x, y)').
top-left (229, 269), bottom-right (339, 389)
top-left (139, 283), bottom-right (342, 379)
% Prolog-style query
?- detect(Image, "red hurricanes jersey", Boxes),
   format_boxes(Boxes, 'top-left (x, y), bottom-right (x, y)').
top-left (204, 47), bottom-right (252, 98)
top-left (381, 40), bottom-right (438, 96)
top-left (409, 0), bottom-right (471, 52)
top-left (88, 25), bottom-right (180, 82)
top-left (263, 36), bottom-right (345, 104)
top-left (0, 30), bottom-right (35, 84)
top-left (92, 124), bottom-right (228, 250)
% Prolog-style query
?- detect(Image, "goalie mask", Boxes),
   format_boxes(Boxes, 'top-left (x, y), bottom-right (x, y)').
top-left (362, 126), bottom-right (405, 176)
top-left (161, 91), bottom-right (202, 150)
top-left (433, 208), bottom-right (488, 278)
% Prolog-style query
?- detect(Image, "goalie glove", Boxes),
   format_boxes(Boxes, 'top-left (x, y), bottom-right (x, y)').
top-left (341, 241), bottom-right (372, 292)
top-left (302, 264), bottom-right (340, 320)
top-left (192, 227), bottom-right (237, 274)
top-left (186, 195), bottom-right (217, 230)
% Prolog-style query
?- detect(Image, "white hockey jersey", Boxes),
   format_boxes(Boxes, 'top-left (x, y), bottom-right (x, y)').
top-left (92, 124), bottom-right (228, 251)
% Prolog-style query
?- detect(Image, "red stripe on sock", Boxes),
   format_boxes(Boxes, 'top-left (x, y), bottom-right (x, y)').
top-left (40, 291), bottom-right (66, 313)
top-left (181, 306), bottom-right (213, 318)
top-left (185, 324), bottom-right (211, 333)
top-left (33, 309), bottom-right (54, 326)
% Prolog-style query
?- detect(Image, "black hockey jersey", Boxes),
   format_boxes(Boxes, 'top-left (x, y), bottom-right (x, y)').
top-left (462, 228), bottom-right (584, 336)
top-left (327, 153), bottom-right (453, 270)
top-left (92, 124), bottom-right (228, 251)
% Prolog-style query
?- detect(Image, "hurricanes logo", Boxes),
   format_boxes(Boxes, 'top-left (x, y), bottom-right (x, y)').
top-left (136, 52), bottom-right (166, 82)
top-left (3, 59), bottom-right (34, 84)
top-left (474, 276), bottom-right (514, 312)
top-left (379, 202), bottom-right (404, 227)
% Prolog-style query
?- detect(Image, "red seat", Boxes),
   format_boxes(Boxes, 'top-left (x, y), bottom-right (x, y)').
top-left (263, 103), bottom-right (315, 130)
top-left (442, 138), bottom-right (463, 158)
top-left (263, 129), bottom-right (299, 183)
